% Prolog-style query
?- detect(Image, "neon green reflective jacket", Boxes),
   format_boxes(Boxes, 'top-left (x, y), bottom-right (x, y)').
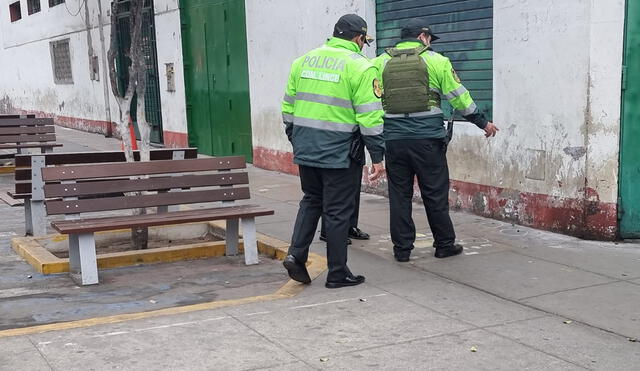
top-left (372, 40), bottom-right (488, 141)
top-left (282, 37), bottom-right (385, 168)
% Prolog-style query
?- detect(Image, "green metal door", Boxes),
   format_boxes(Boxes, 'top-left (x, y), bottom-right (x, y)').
top-left (619, 0), bottom-right (640, 238)
top-left (115, 0), bottom-right (164, 144)
top-left (180, 0), bottom-right (253, 162)
top-left (376, 0), bottom-right (493, 119)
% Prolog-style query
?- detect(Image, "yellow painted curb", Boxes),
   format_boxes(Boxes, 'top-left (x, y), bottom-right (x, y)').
top-left (0, 165), bottom-right (15, 174)
top-left (3, 222), bottom-right (328, 339)
top-left (0, 252), bottom-right (326, 339)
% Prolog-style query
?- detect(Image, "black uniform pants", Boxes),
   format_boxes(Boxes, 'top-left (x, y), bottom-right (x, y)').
top-left (386, 139), bottom-right (456, 256)
top-left (320, 164), bottom-right (363, 235)
top-left (289, 162), bottom-right (359, 282)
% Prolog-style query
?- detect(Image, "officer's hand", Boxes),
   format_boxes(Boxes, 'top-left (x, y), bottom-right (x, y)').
top-left (369, 163), bottom-right (384, 181)
top-left (484, 122), bottom-right (499, 138)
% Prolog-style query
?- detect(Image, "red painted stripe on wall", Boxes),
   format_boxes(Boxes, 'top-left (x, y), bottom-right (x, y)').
top-left (252, 146), bottom-right (618, 240)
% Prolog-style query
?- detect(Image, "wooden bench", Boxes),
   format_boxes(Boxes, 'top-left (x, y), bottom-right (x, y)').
top-left (0, 117), bottom-right (61, 160)
top-left (10, 148), bottom-right (198, 236)
top-left (42, 156), bottom-right (274, 285)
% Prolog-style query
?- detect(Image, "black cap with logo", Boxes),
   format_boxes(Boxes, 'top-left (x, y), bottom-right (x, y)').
top-left (401, 18), bottom-right (440, 41)
top-left (333, 14), bottom-right (373, 45)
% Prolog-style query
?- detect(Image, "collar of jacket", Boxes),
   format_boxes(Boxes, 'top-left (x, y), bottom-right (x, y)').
top-left (326, 37), bottom-right (361, 53)
top-left (395, 40), bottom-right (425, 49)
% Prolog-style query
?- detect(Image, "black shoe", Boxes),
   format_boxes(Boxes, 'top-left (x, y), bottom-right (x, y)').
top-left (319, 234), bottom-right (352, 245)
top-left (394, 253), bottom-right (410, 262)
top-left (325, 274), bottom-right (365, 289)
top-left (435, 244), bottom-right (464, 259)
top-left (283, 255), bottom-right (311, 284)
top-left (348, 227), bottom-right (370, 240)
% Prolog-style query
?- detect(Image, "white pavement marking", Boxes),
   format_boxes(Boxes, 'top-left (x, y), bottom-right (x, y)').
top-left (288, 293), bottom-right (387, 310)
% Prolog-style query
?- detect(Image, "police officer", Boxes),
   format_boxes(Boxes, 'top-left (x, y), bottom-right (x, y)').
top-left (282, 14), bottom-right (385, 288)
top-left (373, 18), bottom-right (499, 262)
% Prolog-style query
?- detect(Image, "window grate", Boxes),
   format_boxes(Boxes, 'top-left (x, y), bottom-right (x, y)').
top-left (50, 39), bottom-right (73, 84)
top-left (27, 0), bottom-right (40, 15)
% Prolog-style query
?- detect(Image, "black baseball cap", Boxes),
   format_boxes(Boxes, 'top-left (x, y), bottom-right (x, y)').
top-left (334, 14), bottom-right (373, 45)
top-left (401, 18), bottom-right (439, 41)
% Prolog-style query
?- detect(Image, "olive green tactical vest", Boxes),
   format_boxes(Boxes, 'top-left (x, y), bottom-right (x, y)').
top-left (381, 46), bottom-right (431, 114)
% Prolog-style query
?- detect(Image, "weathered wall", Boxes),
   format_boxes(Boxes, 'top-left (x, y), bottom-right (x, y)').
top-left (246, 0), bottom-right (625, 240)
top-left (0, 0), bottom-right (188, 146)
top-left (245, 0), bottom-right (377, 173)
top-left (441, 0), bottom-right (624, 239)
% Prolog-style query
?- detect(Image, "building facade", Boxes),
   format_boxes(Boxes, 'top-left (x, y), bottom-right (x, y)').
top-left (0, 0), bottom-right (637, 240)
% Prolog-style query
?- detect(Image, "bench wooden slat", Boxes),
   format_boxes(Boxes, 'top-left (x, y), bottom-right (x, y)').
top-left (7, 192), bottom-right (30, 200)
top-left (0, 114), bottom-right (36, 119)
top-left (14, 148), bottom-right (198, 167)
top-left (0, 134), bottom-right (57, 144)
top-left (51, 205), bottom-right (274, 234)
top-left (42, 157), bottom-right (246, 181)
top-left (0, 118), bottom-right (54, 127)
top-left (45, 187), bottom-right (251, 215)
top-left (44, 172), bottom-right (249, 198)
top-left (0, 126), bottom-right (54, 135)
top-left (0, 143), bottom-right (62, 149)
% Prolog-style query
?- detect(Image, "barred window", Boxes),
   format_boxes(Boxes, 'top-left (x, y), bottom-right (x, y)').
top-left (48, 0), bottom-right (64, 7)
top-left (50, 39), bottom-right (73, 84)
top-left (27, 0), bottom-right (40, 15)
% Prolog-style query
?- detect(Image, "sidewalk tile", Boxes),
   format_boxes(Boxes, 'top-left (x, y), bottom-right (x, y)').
top-left (413, 251), bottom-right (614, 300)
top-left (523, 281), bottom-right (640, 339)
top-left (488, 316), bottom-right (640, 371)
top-left (310, 329), bottom-right (583, 370)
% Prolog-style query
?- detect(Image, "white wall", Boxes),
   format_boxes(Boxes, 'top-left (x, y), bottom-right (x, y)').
top-left (0, 0), bottom-right (108, 124)
top-left (447, 0), bottom-right (624, 205)
top-left (245, 0), bottom-right (377, 155)
top-left (0, 0), bottom-right (188, 140)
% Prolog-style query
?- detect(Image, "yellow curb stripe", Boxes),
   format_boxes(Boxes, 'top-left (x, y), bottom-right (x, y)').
top-left (0, 252), bottom-right (325, 339)
top-left (0, 166), bottom-right (15, 174)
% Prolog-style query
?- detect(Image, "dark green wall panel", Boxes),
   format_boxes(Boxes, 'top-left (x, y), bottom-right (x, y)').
top-left (376, 0), bottom-right (493, 119)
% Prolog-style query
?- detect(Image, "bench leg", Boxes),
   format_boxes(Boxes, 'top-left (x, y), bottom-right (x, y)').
top-left (241, 217), bottom-right (259, 265)
top-left (24, 199), bottom-right (33, 236)
top-left (226, 219), bottom-right (239, 256)
top-left (68, 233), bottom-right (99, 285)
top-left (30, 200), bottom-right (47, 237)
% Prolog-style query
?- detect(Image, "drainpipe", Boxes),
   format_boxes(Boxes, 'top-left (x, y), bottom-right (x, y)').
top-left (97, 0), bottom-right (113, 137)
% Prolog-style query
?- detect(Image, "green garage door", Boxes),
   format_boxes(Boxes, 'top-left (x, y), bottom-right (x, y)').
top-left (619, 0), bottom-right (640, 238)
top-left (376, 0), bottom-right (493, 119)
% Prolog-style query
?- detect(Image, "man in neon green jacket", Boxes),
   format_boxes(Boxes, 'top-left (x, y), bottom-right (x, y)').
top-left (281, 14), bottom-right (385, 289)
top-left (373, 18), bottom-right (499, 262)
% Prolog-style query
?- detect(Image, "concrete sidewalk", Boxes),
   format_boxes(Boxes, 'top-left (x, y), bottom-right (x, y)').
top-left (1, 128), bottom-right (639, 370)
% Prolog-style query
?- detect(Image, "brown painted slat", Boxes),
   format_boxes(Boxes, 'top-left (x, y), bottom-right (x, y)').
top-left (44, 172), bottom-right (249, 197)
top-left (0, 118), bottom-right (53, 127)
top-left (0, 134), bottom-right (57, 144)
top-left (45, 187), bottom-right (250, 215)
top-left (14, 148), bottom-right (197, 167)
top-left (42, 157), bottom-right (246, 181)
top-left (7, 192), bottom-right (30, 200)
top-left (0, 114), bottom-right (36, 119)
top-left (15, 182), bottom-right (31, 194)
top-left (51, 205), bottom-right (274, 234)
top-left (0, 143), bottom-right (62, 149)
top-left (0, 126), bottom-right (54, 135)
top-left (14, 169), bottom-right (30, 181)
